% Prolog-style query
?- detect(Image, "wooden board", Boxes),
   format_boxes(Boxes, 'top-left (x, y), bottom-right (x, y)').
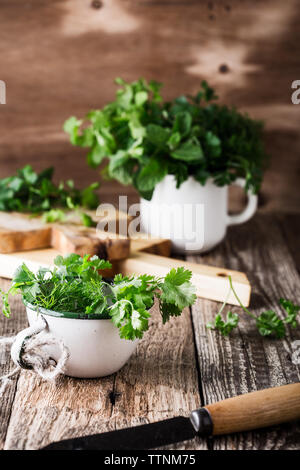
top-left (0, 244), bottom-right (251, 307)
top-left (0, 236), bottom-right (172, 280)
top-left (0, 211), bottom-right (131, 261)
top-left (118, 252), bottom-right (251, 307)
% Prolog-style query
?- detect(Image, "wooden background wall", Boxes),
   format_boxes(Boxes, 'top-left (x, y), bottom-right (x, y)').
top-left (0, 0), bottom-right (299, 212)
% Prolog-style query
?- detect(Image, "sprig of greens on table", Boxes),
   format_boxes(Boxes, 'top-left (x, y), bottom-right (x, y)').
top-left (207, 276), bottom-right (300, 339)
top-left (0, 165), bottom-right (99, 227)
top-left (64, 77), bottom-right (268, 200)
top-left (0, 254), bottom-right (196, 340)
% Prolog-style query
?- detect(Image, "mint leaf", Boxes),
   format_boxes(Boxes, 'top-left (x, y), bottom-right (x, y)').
top-left (63, 116), bottom-right (82, 145)
top-left (205, 131), bottom-right (221, 157)
top-left (173, 111), bottom-right (192, 137)
top-left (146, 124), bottom-right (170, 147)
top-left (108, 151), bottom-right (135, 185)
top-left (135, 91), bottom-right (148, 106)
top-left (171, 140), bottom-right (204, 162)
top-left (136, 159), bottom-right (167, 192)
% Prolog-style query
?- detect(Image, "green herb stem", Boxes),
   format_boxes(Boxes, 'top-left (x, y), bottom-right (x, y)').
top-left (228, 276), bottom-right (256, 320)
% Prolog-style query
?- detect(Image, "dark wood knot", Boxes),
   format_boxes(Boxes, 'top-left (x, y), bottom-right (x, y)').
top-left (91, 0), bottom-right (103, 9)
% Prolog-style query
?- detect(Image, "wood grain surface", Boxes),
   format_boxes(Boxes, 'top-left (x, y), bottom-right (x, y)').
top-left (188, 214), bottom-right (300, 449)
top-left (0, 0), bottom-right (299, 213)
top-left (0, 213), bottom-right (299, 450)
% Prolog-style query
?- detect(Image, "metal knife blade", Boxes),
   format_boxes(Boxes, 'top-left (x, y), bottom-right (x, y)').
top-left (42, 416), bottom-right (197, 450)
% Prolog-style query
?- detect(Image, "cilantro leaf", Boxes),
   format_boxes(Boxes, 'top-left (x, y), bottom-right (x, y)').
top-left (207, 276), bottom-right (299, 340)
top-left (2, 255), bottom-right (196, 341)
top-left (207, 311), bottom-right (239, 336)
top-left (110, 300), bottom-right (150, 340)
top-left (160, 267), bottom-right (196, 321)
top-left (280, 298), bottom-right (300, 328)
top-left (256, 310), bottom-right (286, 339)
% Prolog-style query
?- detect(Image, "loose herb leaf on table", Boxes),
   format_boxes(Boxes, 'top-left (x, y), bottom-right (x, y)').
top-left (1, 254), bottom-right (196, 341)
top-left (65, 78), bottom-right (268, 200)
top-left (207, 276), bottom-right (300, 339)
top-left (0, 165), bottom-right (100, 226)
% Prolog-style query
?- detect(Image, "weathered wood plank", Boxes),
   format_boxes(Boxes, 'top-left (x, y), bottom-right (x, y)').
top-left (0, 279), bottom-right (27, 449)
top-left (3, 302), bottom-right (204, 450)
top-left (189, 214), bottom-right (300, 450)
top-left (276, 213), bottom-right (300, 275)
top-left (111, 304), bottom-right (205, 450)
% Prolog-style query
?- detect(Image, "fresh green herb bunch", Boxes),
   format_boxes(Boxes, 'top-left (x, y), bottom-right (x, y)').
top-left (64, 78), bottom-right (267, 200)
top-left (0, 165), bottom-right (100, 218)
top-left (1, 254), bottom-right (196, 341)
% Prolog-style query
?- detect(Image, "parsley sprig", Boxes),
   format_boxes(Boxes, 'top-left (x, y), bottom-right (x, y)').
top-left (207, 276), bottom-right (299, 338)
top-left (64, 78), bottom-right (268, 199)
top-left (0, 165), bottom-right (100, 226)
top-left (1, 254), bottom-right (196, 341)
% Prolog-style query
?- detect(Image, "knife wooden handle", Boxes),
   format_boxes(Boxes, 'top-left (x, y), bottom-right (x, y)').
top-left (191, 383), bottom-right (300, 436)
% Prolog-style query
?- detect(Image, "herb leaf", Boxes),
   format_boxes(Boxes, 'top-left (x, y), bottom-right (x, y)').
top-left (256, 310), bottom-right (286, 339)
top-left (0, 165), bottom-right (100, 218)
top-left (159, 267), bottom-right (196, 323)
top-left (207, 311), bottom-right (239, 336)
top-left (2, 255), bottom-right (196, 341)
top-left (280, 298), bottom-right (300, 328)
top-left (65, 78), bottom-right (267, 197)
top-left (207, 276), bottom-right (299, 339)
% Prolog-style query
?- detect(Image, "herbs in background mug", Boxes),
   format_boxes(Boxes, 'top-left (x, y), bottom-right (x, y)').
top-left (1, 254), bottom-right (196, 341)
top-left (64, 78), bottom-right (268, 200)
top-left (0, 165), bottom-right (100, 226)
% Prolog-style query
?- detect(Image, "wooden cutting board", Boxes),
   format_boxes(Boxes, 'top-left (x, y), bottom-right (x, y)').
top-left (0, 211), bottom-right (131, 260)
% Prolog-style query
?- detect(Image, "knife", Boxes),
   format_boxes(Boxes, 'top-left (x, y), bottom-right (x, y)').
top-left (43, 383), bottom-right (300, 450)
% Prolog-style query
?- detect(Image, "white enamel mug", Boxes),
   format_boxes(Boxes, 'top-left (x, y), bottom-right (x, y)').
top-left (140, 175), bottom-right (258, 254)
top-left (11, 303), bottom-right (138, 379)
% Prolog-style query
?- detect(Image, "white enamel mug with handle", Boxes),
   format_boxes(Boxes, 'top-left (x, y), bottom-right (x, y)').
top-left (11, 303), bottom-right (138, 379)
top-left (140, 175), bottom-right (258, 254)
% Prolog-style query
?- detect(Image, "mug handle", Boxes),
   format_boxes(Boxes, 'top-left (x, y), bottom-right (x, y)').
top-left (11, 316), bottom-right (47, 369)
top-left (226, 178), bottom-right (258, 226)
top-left (11, 315), bottom-right (69, 380)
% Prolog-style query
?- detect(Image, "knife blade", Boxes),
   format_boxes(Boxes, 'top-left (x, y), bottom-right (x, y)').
top-left (42, 383), bottom-right (300, 450)
top-left (42, 415), bottom-right (205, 450)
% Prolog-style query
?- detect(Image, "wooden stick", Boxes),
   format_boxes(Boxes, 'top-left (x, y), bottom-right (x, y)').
top-left (117, 251), bottom-right (251, 307)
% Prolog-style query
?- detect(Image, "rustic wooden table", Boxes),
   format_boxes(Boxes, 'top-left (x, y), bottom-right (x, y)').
top-left (0, 213), bottom-right (299, 450)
